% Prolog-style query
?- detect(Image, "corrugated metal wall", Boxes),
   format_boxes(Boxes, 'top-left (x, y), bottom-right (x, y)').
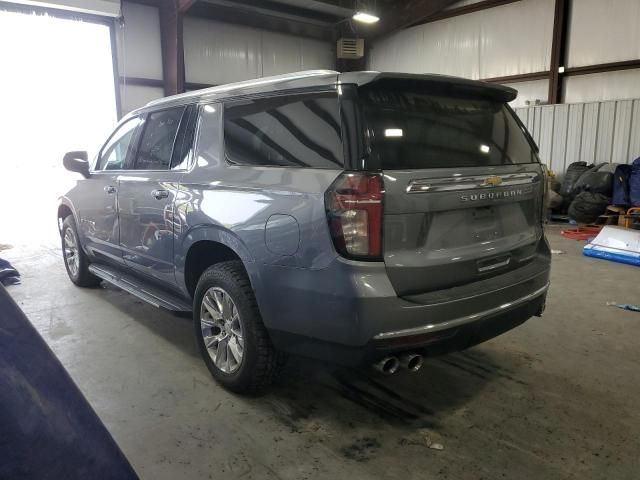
top-left (515, 99), bottom-right (640, 175)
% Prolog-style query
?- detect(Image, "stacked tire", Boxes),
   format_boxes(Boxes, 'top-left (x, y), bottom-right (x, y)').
top-left (568, 192), bottom-right (611, 224)
top-left (559, 162), bottom-right (592, 211)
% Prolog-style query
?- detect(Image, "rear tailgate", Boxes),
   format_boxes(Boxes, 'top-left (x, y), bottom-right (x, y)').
top-left (359, 81), bottom-right (545, 297)
top-left (382, 165), bottom-right (543, 296)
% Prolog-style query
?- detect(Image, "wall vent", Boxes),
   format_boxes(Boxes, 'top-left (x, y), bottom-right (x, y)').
top-left (337, 38), bottom-right (364, 59)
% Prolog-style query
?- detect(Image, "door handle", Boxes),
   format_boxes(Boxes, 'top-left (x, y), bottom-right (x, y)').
top-left (151, 189), bottom-right (169, 200)
top-left (104, 185), bottom-right (116, 194)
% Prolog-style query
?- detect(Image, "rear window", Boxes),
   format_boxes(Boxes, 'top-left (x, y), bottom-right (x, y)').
top-left (361, 88), bottom-right (537, 170)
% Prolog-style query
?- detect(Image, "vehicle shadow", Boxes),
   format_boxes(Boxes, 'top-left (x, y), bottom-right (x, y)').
top-left (96, 281), bottom-right (200, 359)
top-left (96, 280), bottom-right (530, 437)
top-left (255, 347), bottom-right (530, 435)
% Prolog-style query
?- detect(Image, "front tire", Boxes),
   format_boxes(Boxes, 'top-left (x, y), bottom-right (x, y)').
top-left (194, 261), bottom-right (283, 394)
top-left (61, 216), bottom-right (100, 287)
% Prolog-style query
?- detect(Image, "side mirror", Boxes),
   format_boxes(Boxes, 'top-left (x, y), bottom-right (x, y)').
top-left (63, 151), bottom-right (90, 178)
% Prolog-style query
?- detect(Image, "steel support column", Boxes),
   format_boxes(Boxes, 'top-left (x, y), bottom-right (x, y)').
top-left (548, 0), bottom-right (570, 104)
top-left (159, 0), bottom-right (185, 96)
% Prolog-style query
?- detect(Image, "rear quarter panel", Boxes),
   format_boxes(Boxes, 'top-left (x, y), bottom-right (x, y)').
top-left (173, 103), bottom-right (342, 306)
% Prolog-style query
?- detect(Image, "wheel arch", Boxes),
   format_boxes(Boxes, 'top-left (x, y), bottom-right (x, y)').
top-left (178, 225), bottom-right (261, 300)
top-left (57, 198), bottom-right (77, 233)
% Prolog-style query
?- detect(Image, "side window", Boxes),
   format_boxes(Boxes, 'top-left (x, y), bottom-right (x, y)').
top-left (134, 107), bottom-right (185, 170)
top-left (223, 92), bottom-right (343, 168)
top-left (97, 117), bottom-right (142, 171)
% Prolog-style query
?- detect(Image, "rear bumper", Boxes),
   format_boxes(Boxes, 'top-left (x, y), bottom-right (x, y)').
top-left (270, 291), bottom-right (546, 366)
top-left (373, 282), bottom-right (549, 342)
top-left (257, 246), bottom-right (550, 366)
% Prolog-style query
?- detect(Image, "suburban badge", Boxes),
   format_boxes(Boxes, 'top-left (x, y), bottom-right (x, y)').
top-left (460, 187), bottom-right (531, 202)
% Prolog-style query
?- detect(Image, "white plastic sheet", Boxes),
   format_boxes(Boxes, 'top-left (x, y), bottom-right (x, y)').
top-left (119, 85), bottom-right (163, 115)
top-left (9, 0), bottom-right (120, 16)
top-left (567, 0), bottom-right (640, 68)
top-left (115, 3), bottom-right (163, 80)
top-left (564, 70), bottom-right (640, 104)
top-left (183, 17), bottom-right (333, 85)
top-left (368, 0), bottom-right (554, 79)
top-left (261, 32), bottom-right (333, 77)
top-left (501, 79), bottom-right (549, 108)
top-left (184, 18), bottom-right (261, 85)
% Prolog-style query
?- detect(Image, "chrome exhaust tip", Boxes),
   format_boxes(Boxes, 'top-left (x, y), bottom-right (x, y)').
top-left (373, 356), bottom-right (400, 375)
top-left (399, 353), bottom-right (423, 372)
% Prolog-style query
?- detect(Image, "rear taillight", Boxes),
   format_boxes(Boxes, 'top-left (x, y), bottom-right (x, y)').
top-left (540, 164), bottom-right (548, 223)
top-left (325, 172), bottom-right (384, 260)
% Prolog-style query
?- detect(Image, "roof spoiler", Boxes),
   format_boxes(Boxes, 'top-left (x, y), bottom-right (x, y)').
top-left (341, 72), bottom-right (517, 103)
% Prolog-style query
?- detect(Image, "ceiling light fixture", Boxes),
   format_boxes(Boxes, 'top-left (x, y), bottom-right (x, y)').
top-left (353, 11), bottom-right (379, 23)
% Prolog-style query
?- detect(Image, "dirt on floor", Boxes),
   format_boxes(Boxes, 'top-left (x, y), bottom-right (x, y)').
top-left (3, 225), bottom-right (639, 480)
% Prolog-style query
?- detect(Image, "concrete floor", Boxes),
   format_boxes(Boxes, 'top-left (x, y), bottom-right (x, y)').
top-left (2, 225), bottom-right (639, 480)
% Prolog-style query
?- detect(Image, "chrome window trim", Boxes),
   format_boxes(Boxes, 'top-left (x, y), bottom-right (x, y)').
top-left (406, 172), bottom-right (540, 194)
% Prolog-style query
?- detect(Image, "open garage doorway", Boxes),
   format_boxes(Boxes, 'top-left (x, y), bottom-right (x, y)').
top-left (0, 6), bottom-right (118, 248)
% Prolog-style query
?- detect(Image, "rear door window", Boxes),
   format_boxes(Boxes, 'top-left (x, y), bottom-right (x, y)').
top-left (223, 92), bottom-right (343, 168)
top-left (134, 107), bottom-right (186, 170)
top-left (361, 88), bottom-right (538, 170)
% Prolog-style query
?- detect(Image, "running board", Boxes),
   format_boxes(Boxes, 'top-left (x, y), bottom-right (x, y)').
top-left (89, 264), bottom-right (192, 312)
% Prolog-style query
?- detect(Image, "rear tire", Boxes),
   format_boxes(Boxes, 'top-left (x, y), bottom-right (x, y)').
top-left (194, 261), bottom-right (284, 394)
top-left (61, 216), bottom-right (100, 287)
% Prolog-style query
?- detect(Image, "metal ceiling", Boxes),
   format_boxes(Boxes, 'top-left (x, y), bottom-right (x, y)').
top-left (183, 0), bottom-right (458, 42)
top-left (268, 0), bottom-right (355, 19)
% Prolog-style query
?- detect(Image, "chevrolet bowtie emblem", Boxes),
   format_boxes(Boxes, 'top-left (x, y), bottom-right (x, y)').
top-left (485, 175), bottom-right (502, 187)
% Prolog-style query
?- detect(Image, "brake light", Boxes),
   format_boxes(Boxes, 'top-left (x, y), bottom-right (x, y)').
top-left (325, 172), bottom-right (384, 260)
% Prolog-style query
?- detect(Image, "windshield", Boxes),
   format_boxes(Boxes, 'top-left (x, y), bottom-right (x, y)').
top-left (361, 87), bottom-right (538, 170)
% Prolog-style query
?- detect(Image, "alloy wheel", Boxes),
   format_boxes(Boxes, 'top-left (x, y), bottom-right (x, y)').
top-left (200, 287), bottom-right (244, 373)
top-left (63, 228), bottom-right (80, 277)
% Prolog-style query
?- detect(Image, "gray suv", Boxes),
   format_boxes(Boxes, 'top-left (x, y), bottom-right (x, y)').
top-left (59, 71), bottom-right (550, 393)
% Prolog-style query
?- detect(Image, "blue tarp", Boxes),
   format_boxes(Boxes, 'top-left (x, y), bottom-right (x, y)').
top-left (0, 285), bottom-right (138, 479)
top-left (584, 247), bottom-right (640, 267)
top-left (630, 157), bottom-right (640, 206)
top-left (0, 258), bottom-right (20, 285)
top-left (583, 226), bottom-right (640, 268)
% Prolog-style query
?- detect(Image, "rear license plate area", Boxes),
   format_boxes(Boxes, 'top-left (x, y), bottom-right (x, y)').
top-left (471, 206), bottom-right (502, 241)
